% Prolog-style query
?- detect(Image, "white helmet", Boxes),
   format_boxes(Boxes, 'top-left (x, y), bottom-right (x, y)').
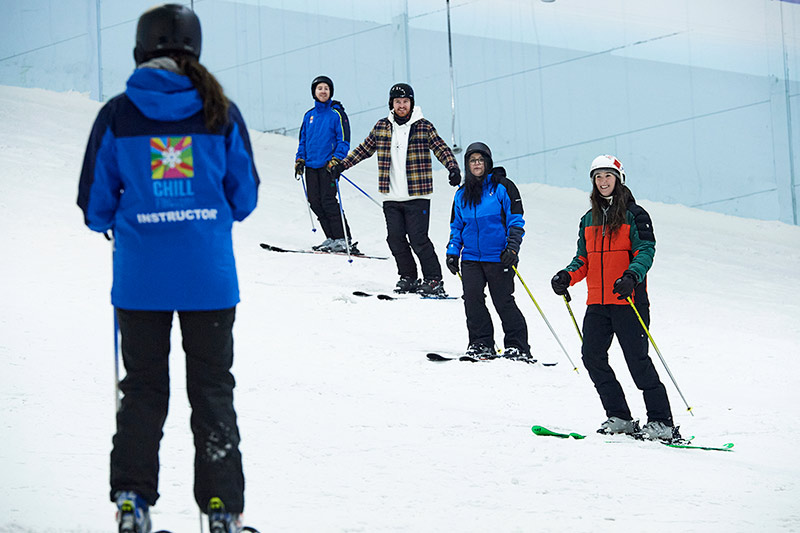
top-left (590, 154), bottom-right (625, 184)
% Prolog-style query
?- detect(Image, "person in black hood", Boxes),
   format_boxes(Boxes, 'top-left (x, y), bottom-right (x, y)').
top-left (445, 142), bottom-right (531, 360)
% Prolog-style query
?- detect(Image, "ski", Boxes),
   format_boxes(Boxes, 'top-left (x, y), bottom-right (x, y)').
top-left (531, 425), bottom-right (734, 451)
top-left (353, 291), bottom-right (457, 300)
top-left (426, 352), bottom-right (557, 366)
top-left (531, 425), bottom-right (586, 439)
top-left (260, 243), bottom-right (389, 260)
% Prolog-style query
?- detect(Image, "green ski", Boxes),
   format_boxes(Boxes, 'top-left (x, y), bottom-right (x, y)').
top-left (531, 425), bottom-right (586, 439)
top-left (531, 425), bottom-right (734, 451)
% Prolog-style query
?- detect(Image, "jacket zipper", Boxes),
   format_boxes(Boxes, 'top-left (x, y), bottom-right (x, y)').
top-left (600, 208), bottom-right (607, 305)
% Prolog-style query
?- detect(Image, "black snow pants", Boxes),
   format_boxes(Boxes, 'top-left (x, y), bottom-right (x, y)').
top-left (461, 260), bottom-right (529, 352)
top-left (581, 302), bottom-right (673, 425)
top-left (111, 307), bottom-right (244, 513)
top-left (383, 199), bottom-right (442, 280)
top-left (305, 166), bottom-right (350, 240)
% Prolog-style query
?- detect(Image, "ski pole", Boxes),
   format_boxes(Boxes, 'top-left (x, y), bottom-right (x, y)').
top-left (341, 173), bottom-right (382, 209)
top-left (513, 266), bottom-right (579, 372)
top-left (297, 172), bottom-right (317, 233)
top-left (114, 309), bottom-right (121, 413)
top-left (626, 296), bottom-right (694, 416)
top-left (335, 178), bottom-right (353, 263)
top-left (563, 289), bottom-right (583, 343)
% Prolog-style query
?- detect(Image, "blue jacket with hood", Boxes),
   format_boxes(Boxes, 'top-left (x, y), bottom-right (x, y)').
top-left (77, 66), bottom-right (260, 311)
top-left (447, 167), bottom-right (525, 262)
top-left (295, 99), bottom-right (350, 169)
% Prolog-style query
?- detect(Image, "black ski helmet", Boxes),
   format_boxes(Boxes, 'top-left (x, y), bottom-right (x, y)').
top-left (311, 75), bottom-right (334, 100)
top-left (134, 4), bottom-right (202, 65)
top-left (464, 142), bottom-right (494, 177)
top-left (388, 83), bottom-right (414, 110)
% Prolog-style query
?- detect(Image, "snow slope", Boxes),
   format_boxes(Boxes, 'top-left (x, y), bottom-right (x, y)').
top-left (1, 85), bottom-right (799, 532)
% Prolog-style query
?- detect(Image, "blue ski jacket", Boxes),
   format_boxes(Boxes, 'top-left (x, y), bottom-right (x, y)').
top-left (447, 168), bottom-right (525, 262)
top-left (295, 99), bottom-right (350, 169)
top-left (77, 67), bottom-right (260, 311)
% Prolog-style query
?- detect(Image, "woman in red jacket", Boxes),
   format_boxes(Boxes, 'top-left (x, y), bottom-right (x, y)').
top-left (551, 155), bottom-right (678, 442)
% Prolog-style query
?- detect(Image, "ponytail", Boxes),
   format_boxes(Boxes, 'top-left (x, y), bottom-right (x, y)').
top-left (175, 55), bottom-right (229, 133)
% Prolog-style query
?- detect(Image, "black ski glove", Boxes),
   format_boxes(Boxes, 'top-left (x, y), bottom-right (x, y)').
top-left (446, 255), bottom-right (459, 275)
top-left (295, 159), bottom-right (305, 176)
top-left (551, 270), bottom-right (571, 296)
top-left (500, 248), bottom-right (518, 267)
top-left (449, 168), bottom-right (462, 187)
top-left (613, 270), bottom-right (637, 300)
top-left (328, 162), bottom-right (344, 180)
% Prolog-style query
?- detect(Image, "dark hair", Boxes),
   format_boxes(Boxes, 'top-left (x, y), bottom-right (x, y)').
top-left (461, 142), bottom-right (494, 208)
top-left (590, 178), bottom-right (633, 234)
top-left (175, 54), bottom-right (229, 133)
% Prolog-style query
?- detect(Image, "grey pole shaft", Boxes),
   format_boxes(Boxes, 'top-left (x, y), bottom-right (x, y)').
top-left (446, 0), bottom-right (459, 151)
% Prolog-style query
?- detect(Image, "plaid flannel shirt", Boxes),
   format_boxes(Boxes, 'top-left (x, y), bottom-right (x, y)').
top-left (342, 117), bottom-right (458, 196)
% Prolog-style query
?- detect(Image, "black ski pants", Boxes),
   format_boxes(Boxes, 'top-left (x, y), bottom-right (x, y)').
top-left (581, 303), bottom-right (673, 425)
top-left (111, 307), bottom-right (244, 513)
top-left (305, 166), bottom-right (350, 240)
top-left (461, 260), bottom-right (529, 352)
top-left (383, 199), bottom-right (442, 280)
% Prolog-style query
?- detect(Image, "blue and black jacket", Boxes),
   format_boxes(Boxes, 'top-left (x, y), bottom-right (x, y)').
top-left (295, 99), bottom-right (350, 169)
top-left (447, 167), bottom-right (525, 262)
top-left (77, 67), bottom-right (260, 311)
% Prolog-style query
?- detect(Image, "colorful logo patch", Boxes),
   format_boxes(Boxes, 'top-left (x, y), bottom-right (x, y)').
top-left (150, 136), bottom-right (194, 179)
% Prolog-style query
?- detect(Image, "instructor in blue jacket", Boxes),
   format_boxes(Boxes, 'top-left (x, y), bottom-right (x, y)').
top-left (77, 4), bottom-right (259, 532)
top-left (446, 142), bottom-right (531, 361)
top-left (295, 75), bottom-right (355, 253)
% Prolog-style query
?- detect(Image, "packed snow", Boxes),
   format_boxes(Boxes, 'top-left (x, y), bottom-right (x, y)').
top-left (1, 85), bottom-right (799, 532)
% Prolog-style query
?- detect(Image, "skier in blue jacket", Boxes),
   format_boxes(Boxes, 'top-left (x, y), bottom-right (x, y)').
top-left (295, 76), bottom-right (356, 253)
top-left (77, 5), bottom-right (258, 532)
top-left (446, 142), bottom-right (531, 360)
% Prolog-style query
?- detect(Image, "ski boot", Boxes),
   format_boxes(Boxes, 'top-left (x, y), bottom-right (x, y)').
top-left (416, 278), bottom-right (446, 297)
top-left (597, 416), bottom-right (640, 435)
top-left (116, 491), bottom-right (151, 533)
top-left (501, 346), bottom-right (536, 364)
top-left (639, 421), bottom-right (682, 443)
top-left (312, 238), bottom-right (334, 251)
top-left (465, 342), bottom-right (496, 360)
top-left (394, 276), bottom-right (420, 294)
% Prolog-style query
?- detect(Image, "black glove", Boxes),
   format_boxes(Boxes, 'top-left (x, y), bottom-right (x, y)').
top-left (294, 159), bottom-right (305, 176)
top-left (500, 248), bottom-right (518, 267)
top-left (613, 270), bottom-right (637, 300)
top-left (445, 255), bottom-right (459, 275)
top-left (328, 162), bottom-right (344, 180)
top-left (551, 270), bottom-right (571, 296)
top-left (449, 168), bottom-right (462, 187)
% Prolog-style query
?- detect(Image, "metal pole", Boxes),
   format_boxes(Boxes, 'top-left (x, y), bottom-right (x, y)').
top-left (513, 266), bottom-right (579, 372)
top-left (563, 289), bottom-right (583, 343)
top-left (114, 310), bottom-right (121, 412)
top-left (341, 173), bottom-right (382, 209)
top-left (626, 297), bottom-right (694, 416)
top-left (446, 0), bottom-right (460, 153)
top-left (335, 179), bottom-right (353, 263)
top-left (298, 173), bottom-right (317, 233)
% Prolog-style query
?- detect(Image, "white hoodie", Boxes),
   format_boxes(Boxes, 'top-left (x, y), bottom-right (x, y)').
top-left (384, 106), bottom-right (432, 202)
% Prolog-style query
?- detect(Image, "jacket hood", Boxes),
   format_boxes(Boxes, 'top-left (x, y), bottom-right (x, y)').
top-left (125, 67), bottom-right (203, 122)
top-left (389, 105), bottom-right (423, 126)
